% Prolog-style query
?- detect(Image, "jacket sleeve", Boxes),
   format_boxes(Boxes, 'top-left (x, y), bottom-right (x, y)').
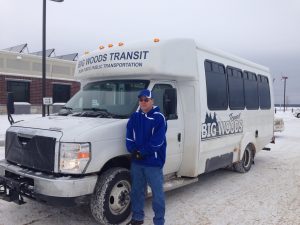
top-left (126, 115), bottom-right (137, 153)
top-left (141, 114), bottom-right (166, 155)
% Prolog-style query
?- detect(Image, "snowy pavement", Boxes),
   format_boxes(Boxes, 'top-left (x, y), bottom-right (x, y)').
top-left (0, 112), bottom-right (300, 225)
top-left (0, 146), bottom-right (3, 162)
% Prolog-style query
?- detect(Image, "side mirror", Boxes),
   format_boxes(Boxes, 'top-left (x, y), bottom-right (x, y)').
top-left (7, 92), bottom-right (15, 115)
top-left (163, 88), bottom-right (178, 120)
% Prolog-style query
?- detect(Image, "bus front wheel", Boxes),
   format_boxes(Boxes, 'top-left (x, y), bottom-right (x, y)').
top-left (90, 167), bottom-right (131, 225)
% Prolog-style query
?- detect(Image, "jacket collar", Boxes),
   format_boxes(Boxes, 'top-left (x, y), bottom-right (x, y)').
top-left (138, 106), bottom-right (160, 116)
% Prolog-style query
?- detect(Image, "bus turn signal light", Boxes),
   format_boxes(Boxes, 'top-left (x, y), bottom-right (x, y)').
top-left (77, 152), bottom-right (90, 159)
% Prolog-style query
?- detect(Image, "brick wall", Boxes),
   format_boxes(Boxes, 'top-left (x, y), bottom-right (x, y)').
top-left (0, 74), bottom-right (80, 105)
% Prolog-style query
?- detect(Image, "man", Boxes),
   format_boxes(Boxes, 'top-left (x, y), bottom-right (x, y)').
top-left (126, 89), bottom-right (167, 225)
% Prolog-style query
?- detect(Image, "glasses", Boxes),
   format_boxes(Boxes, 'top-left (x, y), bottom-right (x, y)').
top-left (139, 98), bottom-right (150, 102)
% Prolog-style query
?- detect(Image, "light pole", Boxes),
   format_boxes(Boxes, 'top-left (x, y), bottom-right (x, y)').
top-left (282, 76), bottom-right (288, 112)
top-left (42, 0), bottom-right (64, 117)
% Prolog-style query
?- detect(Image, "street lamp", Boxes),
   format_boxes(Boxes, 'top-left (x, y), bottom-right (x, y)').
top-left (281, 76), bottom-right (288, 112)
top-left (42, 0), bottom-right (64, 117)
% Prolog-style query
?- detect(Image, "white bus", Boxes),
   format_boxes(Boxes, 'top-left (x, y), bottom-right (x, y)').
top-left (0, 38), bottom-right (274, 225)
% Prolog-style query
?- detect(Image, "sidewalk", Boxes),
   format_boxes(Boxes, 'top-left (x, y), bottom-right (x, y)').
top-left (0, 146), bottom-right (4, 159)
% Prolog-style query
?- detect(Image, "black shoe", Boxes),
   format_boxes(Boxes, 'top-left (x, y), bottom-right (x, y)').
top-left (126, 219), bottom-right (144, 225)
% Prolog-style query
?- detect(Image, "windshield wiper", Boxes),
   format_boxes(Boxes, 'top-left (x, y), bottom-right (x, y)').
top-left (80, 108), bottom-right (114, 118)
top-left (58, 106), bottom-right (73, 115)
top-left (62, 106), bottom-right (73, 110)
top-left (79, 108), bottom-right (127, 118)
top-left (82, 108), bottom-right (107, 112)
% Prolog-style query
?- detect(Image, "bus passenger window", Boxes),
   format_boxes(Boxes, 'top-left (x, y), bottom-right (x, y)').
top-left (258, 75), bottom-right (271, 109)
top-left (227, 67), bottom-right (245, 110)
top-left (205, 60), bottom-right (228, 110)
top-left (243, 71), bottom-right (259, 110)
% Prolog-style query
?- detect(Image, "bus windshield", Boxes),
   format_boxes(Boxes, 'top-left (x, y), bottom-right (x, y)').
top-left (59, 80), bottom-right (149, 118)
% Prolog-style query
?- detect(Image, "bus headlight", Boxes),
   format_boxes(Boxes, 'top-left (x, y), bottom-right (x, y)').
top-left (59, 142), bottom-right (91, 173)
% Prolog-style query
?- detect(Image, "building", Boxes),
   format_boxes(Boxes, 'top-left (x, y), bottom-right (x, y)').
top-left (0, 44), bottom-right (80, 114)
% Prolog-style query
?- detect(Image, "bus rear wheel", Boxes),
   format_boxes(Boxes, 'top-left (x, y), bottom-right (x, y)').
top-left (234, 145), bottom-right (254, 173)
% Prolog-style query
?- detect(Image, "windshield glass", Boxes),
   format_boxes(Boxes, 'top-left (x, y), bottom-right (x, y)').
top-left (60, 80), bottom-right (149, 118)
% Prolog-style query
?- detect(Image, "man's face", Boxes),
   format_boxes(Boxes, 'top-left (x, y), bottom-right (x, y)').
top-left (139, 97), bottom-right (154, 113)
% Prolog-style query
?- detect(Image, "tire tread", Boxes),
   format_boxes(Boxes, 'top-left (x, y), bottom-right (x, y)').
top-left (90, 167), bottom-right (130, 225)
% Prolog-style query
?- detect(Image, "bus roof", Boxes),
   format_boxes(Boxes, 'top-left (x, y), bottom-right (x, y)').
top-left (74, 38), bottom-right (269, 82)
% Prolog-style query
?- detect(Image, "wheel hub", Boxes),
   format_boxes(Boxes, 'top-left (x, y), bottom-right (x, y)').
top-left (109, 180), bottom-right (131, 215)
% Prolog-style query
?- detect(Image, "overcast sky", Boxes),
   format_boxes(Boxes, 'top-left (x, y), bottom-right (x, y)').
top-left (1, 0), bottom-right (299, 104)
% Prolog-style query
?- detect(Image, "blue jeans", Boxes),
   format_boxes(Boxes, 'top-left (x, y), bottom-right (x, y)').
top-left (130, 163), bottom-right (165, 225)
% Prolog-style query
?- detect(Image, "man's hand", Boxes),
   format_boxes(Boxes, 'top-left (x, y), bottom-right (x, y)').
top-left (132, 150), bottom-right (143, 160)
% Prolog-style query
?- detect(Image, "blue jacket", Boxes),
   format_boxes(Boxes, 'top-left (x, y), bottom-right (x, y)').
top-left (126, 106), bottom-right (167, 168)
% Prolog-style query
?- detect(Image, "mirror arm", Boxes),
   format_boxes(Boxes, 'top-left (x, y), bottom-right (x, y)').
top-left (7, 92), bottom-right (15, 125)
top-left (8, 114), bottom-right (14, 125)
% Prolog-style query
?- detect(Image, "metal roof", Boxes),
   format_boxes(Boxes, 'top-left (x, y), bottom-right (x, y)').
top-left (3, 43), bottom-right (28, 53)
top-left (2, 44), bottom-right (78, 61)
top-left (54, 53), bottom-right (78, 61)
top-left (31, 49), bottom-right (55, 57)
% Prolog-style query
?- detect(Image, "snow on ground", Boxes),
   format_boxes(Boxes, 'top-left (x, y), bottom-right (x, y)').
top-left (0, 112), bottom-right (300, 225)
top-left (0, 146), bottom-right (3, 159)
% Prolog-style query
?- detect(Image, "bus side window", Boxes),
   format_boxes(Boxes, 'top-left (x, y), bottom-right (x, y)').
top-left (227, 66), bottom-right (245, 110)
top-left (204, 60), bottom-right (228, 110)
top-left (152, 84), bottom-right (177, 119)
top-left (258, 75), bottom-right (271, 109)
top-left (243, 71), bottom-right (259, 110)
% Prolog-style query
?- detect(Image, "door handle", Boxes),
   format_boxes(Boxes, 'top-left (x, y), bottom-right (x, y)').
top-left (177, 133), bottom-right (181, 142)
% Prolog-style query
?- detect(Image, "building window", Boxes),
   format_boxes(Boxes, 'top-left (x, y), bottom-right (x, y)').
top-left (53, 84), bottom-right (71, 103)
top-left (7, 80), bottom-right (30, 102)
top-left (205, 60), bottom-right (228, 110)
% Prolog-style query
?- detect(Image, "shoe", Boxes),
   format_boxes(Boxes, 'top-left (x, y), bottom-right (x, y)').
top-left (126, 219), bottom-right (144, 225)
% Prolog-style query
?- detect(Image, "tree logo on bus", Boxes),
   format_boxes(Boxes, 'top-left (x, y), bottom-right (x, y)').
top-left (201, 112), bottom-right (243, 140)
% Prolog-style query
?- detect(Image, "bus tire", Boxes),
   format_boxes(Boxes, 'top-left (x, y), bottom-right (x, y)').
top-left (234, 145), bottom-right (253, 173)
top-left (297, 114), bottom-right (300, 118)
top-left (90, 167), bottom-right (131, 225)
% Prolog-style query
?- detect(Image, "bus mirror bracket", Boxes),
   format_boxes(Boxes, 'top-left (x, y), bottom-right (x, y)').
top-left (7, 92), bottom-right (15, 125)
